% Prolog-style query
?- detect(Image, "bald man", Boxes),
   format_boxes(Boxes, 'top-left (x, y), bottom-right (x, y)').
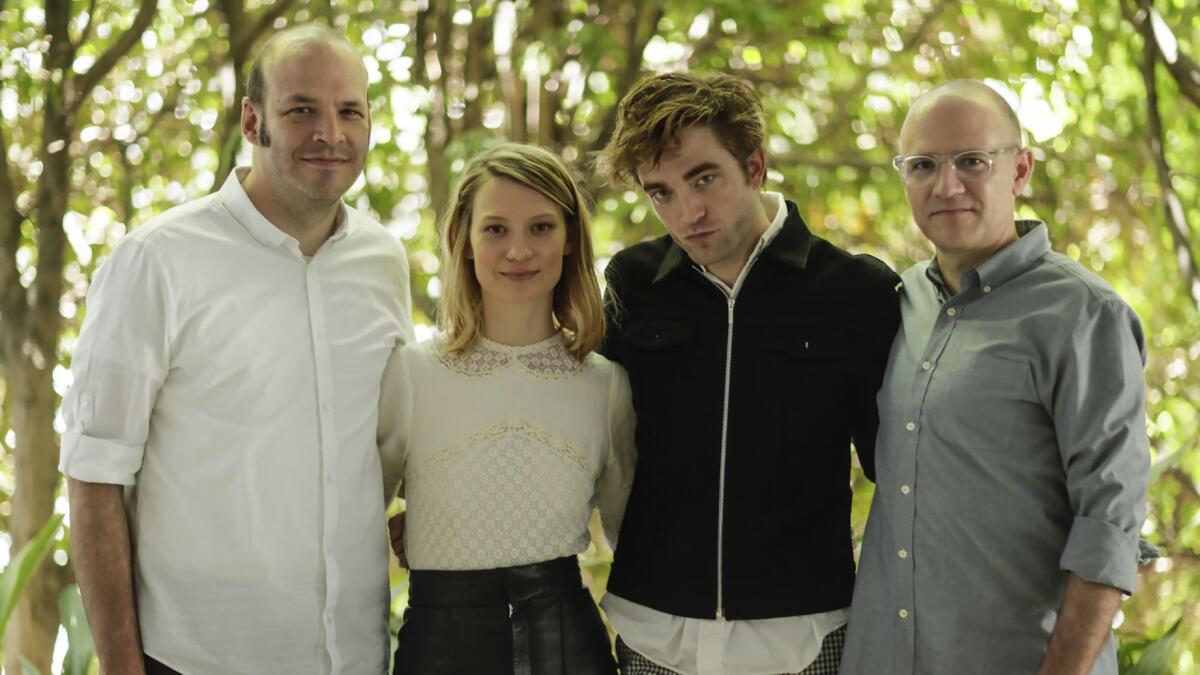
top-left (63, 26), bottom-right (412, 674)
top-left (840, 81), bottom-right (1149, 675)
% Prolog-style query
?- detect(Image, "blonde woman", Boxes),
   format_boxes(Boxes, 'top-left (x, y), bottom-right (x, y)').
top-left (378, 143), bottom-right (634, 674)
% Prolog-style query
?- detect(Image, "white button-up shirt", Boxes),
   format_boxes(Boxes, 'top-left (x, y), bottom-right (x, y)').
top-left (60, 169), bottom-right (413, 674)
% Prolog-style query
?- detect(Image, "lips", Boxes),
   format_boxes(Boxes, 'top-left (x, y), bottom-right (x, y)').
top-left (500, 270), bottom-right (538, 280)
top-left (302, 156), bottom-right (349, 166)
top-left (931, 207), bottom-right (975, 217)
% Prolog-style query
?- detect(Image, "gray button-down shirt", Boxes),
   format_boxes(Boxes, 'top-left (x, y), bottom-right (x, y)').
top-left (841, 221), bottom-right (1149, 675)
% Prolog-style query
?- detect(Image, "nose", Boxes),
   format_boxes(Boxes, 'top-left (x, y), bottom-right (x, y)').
top-left (931, 161), bottom-right (965, 198)
top-left (505, 233), bottom-right (533, 260)
top-left (312, 112), bottom-right (345, 144)
top-left (678, 190), bottom-right (706, 227)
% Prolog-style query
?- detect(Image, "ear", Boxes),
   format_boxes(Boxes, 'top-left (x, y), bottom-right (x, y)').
top-left (241, 97), bottom-right (263, 146)
top-left (1011, 148), bottom-right (1035, 197)
top-left (464, 240), bottom-right (474, 260)
top-left (745, 146), bottom-right (767, 190)
top-left (563, 239), bottom-right (574, 256)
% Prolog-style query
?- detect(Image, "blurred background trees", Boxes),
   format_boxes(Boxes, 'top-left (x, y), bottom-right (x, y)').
top-left (0, 0), bottom-right (1196, 672)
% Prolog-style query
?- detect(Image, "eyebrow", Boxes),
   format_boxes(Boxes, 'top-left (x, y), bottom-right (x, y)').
top-left (478, 211), bottom-right (559, 222)
top-left (640, 161), bottom-right (722, 193)
top-left (281, 94), bottom-right (366, 108)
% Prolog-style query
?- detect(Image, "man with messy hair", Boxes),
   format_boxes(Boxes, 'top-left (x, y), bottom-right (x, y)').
top-left (596, 72), bottom-right (899, 675)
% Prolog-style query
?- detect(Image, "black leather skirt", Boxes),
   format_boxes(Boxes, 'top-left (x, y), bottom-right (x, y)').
top-left (393, 556), bottom-right (617, 675)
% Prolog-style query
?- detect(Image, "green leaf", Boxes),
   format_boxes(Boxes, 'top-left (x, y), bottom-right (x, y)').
top-left (59, 585), bottom-right (97, 675)
top-left (1124, 618), bottom-right (1182, 675)
top-left (0, 514), bottom-right (65, 642)
top-left (19, 656), bottom-right (41, 675)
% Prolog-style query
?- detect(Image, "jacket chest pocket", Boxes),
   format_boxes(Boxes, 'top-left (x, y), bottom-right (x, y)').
top-left (624, 319), bottom-right (703, 429)
top-left (755, 324), bottom-right (852, 402)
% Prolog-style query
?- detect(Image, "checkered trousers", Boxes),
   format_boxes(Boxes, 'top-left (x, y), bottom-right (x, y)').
top-left (615, 623), bottom-right (846, 675)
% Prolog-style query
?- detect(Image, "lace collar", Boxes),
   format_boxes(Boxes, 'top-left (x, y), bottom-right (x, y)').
top-left (435, 333), bottom-right (584, 379)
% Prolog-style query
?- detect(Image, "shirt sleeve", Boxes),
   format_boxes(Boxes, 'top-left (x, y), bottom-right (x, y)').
top-left (378, 344), bottom-right (413, 501)
top-left (1053, 297), bottom-right (1149, 594)
top-left (595, 361), bottom-right (637, 549)
top-left (59, 239), bottom-right (173, 486)
top-left (392, 238), bottom-right (416, 347)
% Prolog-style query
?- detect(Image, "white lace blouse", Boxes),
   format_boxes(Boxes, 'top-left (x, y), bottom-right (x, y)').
top-left (378, 334), bottom-right (637, 571)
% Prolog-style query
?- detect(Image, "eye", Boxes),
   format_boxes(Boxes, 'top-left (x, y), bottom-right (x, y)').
top-left (341, 108), bottom-right (365, 119)
top-left (532, 221), bottom-right (556, 233)
top-left (482, 223), bottom-right (505, 235)
top-left (288, 107), bottom-right (314, 115)
top-left (647, 189), bottom-right (672, 204)
top-left (955, 153), bottom-right (990, 173)
top-left (907, 157), bottom-right (936, 174)
top-left (695, 173), bottom-right (717, 186)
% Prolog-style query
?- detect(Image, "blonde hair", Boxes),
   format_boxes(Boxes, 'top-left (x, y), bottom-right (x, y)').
top-left (597, 71), bottom-right (765, 187)
top-left (438, 143), bottom-right (604, 359)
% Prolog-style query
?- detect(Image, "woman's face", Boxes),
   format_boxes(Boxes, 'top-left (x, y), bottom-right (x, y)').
top-left (467, 176), bottom-right (572, 314)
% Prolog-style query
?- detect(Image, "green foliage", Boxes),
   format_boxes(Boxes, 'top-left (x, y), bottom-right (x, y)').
top-left (58, 586), bottom-right (96, 675)
top-left (0, 514), bottom-right (64, 642)
top-left (1120, 619), bottom-right (1183, 675)
top-left (0, 0), bottom-right (1197, 671)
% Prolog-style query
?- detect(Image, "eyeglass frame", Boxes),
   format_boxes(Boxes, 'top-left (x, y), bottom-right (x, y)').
top-left (891, 145), bottom-right (1023, 185)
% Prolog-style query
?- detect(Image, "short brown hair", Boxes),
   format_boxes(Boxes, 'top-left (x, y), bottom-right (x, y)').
top-left (597, 72), bottom-right (766, 187)
top-left (439, 143), bottom-right (604, 359)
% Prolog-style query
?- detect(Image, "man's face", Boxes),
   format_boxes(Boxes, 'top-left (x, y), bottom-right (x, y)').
top-left (243, 41), bottom-right (370, 207)
top-left (899, 96), bottom-right (1033, 264)
top-left (636, 125), bottom-right (767, 284)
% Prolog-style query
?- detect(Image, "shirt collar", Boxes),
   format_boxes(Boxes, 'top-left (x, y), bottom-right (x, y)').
top-left (924, 220), bottom-right (1048, 299)
top-left (219, 168), bottom-right (353, 250)
top-left (652, 192), bottom-right (811, 283)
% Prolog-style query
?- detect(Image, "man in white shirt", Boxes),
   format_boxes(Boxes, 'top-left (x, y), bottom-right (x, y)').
top-left (61, 26), bottom-right (413, 675)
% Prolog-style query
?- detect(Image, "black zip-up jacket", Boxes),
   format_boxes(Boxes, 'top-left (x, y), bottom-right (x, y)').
top-left (600, 200), bottom-right (901, 620)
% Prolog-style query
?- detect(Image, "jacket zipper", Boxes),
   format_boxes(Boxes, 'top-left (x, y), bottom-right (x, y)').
top-left (715, 293), bottom-right (735, 619)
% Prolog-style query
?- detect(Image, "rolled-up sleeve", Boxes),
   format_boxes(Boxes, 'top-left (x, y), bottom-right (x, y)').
top-left (1053, 297), bottom-right (1149, 594)
top-left (60, 239), bottom-right (174, 486)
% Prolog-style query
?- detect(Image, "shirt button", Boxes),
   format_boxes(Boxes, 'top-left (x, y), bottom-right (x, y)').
top-left (901, 485), bottom-right (911, 495)
top-left (905, 422), bottom-right (916, 431)
top-left (921, 361), bottom-right (931, 371)
top-left (898, 549), bottom-right (908, 559)
top-left (983, 285), bottom-right (992, 293)
top-left (899, 609), bottom-right (909, 619)
top-left (947, 308), bottom-right (957, 317)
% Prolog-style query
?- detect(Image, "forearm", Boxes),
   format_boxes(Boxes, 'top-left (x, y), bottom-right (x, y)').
top-left (68, 478), bottom-right (146, 675)
top-left (1037, 572), bottom-right (1122, 675)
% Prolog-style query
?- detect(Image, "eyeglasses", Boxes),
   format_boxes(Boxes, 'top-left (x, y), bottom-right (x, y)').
top-left (892, 146), bottom-right (1021, 186)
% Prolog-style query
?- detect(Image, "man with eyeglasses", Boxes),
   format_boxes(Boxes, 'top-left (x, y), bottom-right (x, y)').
top-left (840, 80), bottom-right (1149, 675)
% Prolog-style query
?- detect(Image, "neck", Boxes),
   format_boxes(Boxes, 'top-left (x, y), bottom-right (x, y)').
top-left (241, 170), bottom-right (341, 257)
top-left (707, 192), bottom-right (773, 286)
top-left (480, 299), bottom-right (557, 347)
top-left (936, 223), bottom-right (1020, 295)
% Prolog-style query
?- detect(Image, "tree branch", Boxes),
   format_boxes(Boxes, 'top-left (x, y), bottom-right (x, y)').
top-left (75, 0), bottom-right (99, 52)
top-left (1135, 0), bottom-right (1200, 311)
top-left (1122, 1), bottom-right (1200, 109)
top-left (236, 0), bottom-right (300, 56)
top-left (72, 0), bottom-right (157, 106)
